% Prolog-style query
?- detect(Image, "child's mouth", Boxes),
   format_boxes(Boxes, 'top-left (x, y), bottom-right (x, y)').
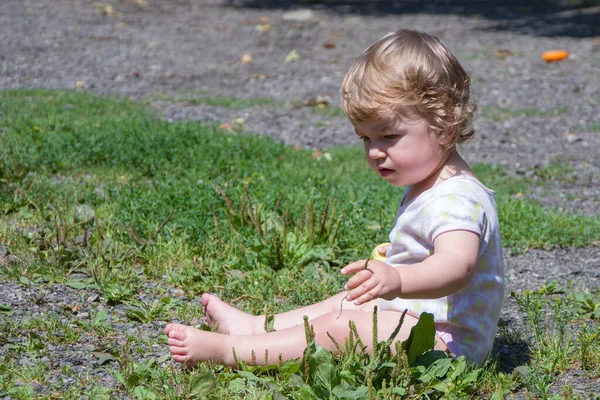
top-left (379, 168), bottom-right (394, 177)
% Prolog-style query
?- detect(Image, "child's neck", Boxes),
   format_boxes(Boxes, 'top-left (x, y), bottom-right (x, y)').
top-left (404, 150), bottom-right (473, 204)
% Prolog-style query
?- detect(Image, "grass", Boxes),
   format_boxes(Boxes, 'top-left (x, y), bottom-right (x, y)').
top-left (480, 106), bottom-right (569, 122)
top-left (0, 89), bottom-right (599, 399)
top-left (157, 91), bottom-right (277, 110)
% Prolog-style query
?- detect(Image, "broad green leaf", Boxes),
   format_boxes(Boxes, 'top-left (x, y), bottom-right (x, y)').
top-left (402, 312), bottom-right (436, 363)
top-left (134, 386), bottom-right (156, 400)
top-left (450, 356), bottom-right (467, 380)
top-left (413, 350), bottom-right (448, 368)
top-left (332, 383), bottom-right (369, 399)
top-left (308, 345), bottom-right (339, 396)
top-left (188, 370), bottom-right (216, 398)
top-left (65, 279), bottom-right (89, 289)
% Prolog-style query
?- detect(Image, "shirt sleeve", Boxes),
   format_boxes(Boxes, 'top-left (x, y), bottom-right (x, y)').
top-left (421, 184), bottom-right (488, 242)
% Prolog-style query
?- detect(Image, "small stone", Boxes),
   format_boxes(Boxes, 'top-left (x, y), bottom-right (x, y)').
top-left (87, 293), bottom-right (100, 303)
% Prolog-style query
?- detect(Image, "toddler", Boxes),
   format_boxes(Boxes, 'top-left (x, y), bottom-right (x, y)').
top-left (166, 29), bottom-right (505, 367)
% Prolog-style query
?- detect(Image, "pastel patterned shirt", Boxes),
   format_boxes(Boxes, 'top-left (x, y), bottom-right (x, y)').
top-left (378, 175), bottom-right (505, 365)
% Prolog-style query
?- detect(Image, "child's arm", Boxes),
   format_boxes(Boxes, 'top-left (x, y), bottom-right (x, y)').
top-left (341, 230), bottom-right (479, 305)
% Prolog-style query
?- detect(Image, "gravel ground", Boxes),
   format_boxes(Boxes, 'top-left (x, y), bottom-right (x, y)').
top-left (1, 0), bottom-right (599, 397)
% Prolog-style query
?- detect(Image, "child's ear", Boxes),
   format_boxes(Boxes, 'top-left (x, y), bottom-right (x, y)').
top-left (439, 128), bottom-right (456, 146)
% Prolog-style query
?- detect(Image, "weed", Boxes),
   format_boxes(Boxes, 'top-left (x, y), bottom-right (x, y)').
top-left (480, 106), bottom-right (569, 122)
top-left (125, 297), bottom-right (174, 323)
top-left (571, 291), bottom-right (600, 319)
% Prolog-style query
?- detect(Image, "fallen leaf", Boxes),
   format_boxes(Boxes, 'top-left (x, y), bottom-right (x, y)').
top-left (323, 41), bottom-right (336, 49)
top-left (494, 49), bottom-right (514, 59)
top-left (256, 23), bottom-right (272, 33)
top-left (312, 150), bottom-right (323, 158)
top-left (258, 16), bottom-right (271, 23)
top-left (249, 73), bottom-right (269, 80)
top-left (563, 132), bottom-right (581, 143)
top-left (241, 53), bottom-right (253, 64)
top-left (220, 123), bottom-right (234, 131)
top-left (92, 2), bottom-right (121, 17)
top-left (285, 49), bottom-right (300, 63)
top-left (303, 95), bottom-right (331, 108)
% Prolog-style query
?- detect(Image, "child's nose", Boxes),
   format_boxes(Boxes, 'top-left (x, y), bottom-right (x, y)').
top-left (368, 145), bottom-right (386, 159)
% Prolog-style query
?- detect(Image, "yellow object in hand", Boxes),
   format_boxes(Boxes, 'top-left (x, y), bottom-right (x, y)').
top-left (370, 242), bottom-right (390, 261)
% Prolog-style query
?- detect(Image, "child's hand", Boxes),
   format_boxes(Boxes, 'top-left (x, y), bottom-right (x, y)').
top-left (341, 260), bottom-right (402, 305)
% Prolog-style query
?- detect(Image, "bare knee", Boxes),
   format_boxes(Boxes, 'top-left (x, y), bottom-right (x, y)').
top-left (310, 311), bottom-right (364, 352)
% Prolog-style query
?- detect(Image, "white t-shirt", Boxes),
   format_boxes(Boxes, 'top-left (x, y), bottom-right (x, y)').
top-left (379, 175), bottom-right (505, 365)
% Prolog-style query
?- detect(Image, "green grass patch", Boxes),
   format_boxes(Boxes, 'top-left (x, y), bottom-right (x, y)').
top-left (162, 91), bottom-right (277, 110)
top-left (480, 106), bottom-right (569, 122)
top-left (584, 120), bottom-right (599, 132)
top-left (1, 89), bottom-right (599, 399)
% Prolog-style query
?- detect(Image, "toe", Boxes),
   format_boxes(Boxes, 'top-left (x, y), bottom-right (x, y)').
top-left (168, 324), bottom-right (187, 340)
top-left (172, 354), bottom-right (187, 364)
top-left (169, 345), bottom-right (187, 355)
top-left (168, 337), bottom-right (184, 347)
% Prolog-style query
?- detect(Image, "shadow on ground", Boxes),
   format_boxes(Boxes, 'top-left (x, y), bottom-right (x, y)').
top-left (223, 0), bottom-right (600, 38)
top-left (492, 318), bottom-right (533, 374)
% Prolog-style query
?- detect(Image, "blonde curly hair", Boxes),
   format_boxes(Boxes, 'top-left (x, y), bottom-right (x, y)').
top-left (341, 29), bottom-right (476, 146)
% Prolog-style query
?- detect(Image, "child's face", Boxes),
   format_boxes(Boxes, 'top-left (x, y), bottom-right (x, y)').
top-left (353, 110), bottom-right (448, 188)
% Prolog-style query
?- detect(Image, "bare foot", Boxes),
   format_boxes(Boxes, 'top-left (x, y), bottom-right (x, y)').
top-left (165, 323), bottom-right (229, 367)
top-left (201, 293), bottom-right (258, 335)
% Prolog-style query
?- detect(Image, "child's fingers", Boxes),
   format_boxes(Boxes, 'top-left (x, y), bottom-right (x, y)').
top-left (377, 243), bottom-right (390, 255)
top-left (341, 260), bottom-right (369, 275)
top-left (344, 269), bottom-right (372, 291)
top-left (346, 278), bottom-right (378, 303)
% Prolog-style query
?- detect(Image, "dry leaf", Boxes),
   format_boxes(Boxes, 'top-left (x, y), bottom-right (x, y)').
top-left (249, 73), bottom-right (269, 80)
top-left (241, 53), bottom-right (253, 64)
top-left (92, 2), bottom-right (121, 17)
top-left (312, 150), bottom-right (323, 158)
top-left (258, 16), bottom-right (271, 23)
top-left (285, 49), bottom-right (300, 63)
top-left (220, 123), bottom-right (234, 131)
top-left (256, 23), bottom-right (272, 33)
top-left (494, 49), bottom-right (514, 59)
top-left (323, 41), bottom-right (336, 49)
top-left (122, 0), bottom-right (147, 5)
top-left (563, 132), bottom-right (581, 143)
top-left (303, 95), bottom-right (330, 108)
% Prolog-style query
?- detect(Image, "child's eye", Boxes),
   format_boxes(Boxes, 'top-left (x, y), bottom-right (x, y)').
top-left (383, 135), bottom-right (399, 140)
top-left (359, 136), bottom-right (370, 142)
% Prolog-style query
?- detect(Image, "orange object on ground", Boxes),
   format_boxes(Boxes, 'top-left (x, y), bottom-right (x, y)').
top-left (542, 50), bottom-right (569, 62)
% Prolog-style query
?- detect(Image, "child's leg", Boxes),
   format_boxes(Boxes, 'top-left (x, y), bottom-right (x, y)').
top-left (166, 309), bottom-right (448, 367)
top-left (202, 292), bottom-right (380, 335)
